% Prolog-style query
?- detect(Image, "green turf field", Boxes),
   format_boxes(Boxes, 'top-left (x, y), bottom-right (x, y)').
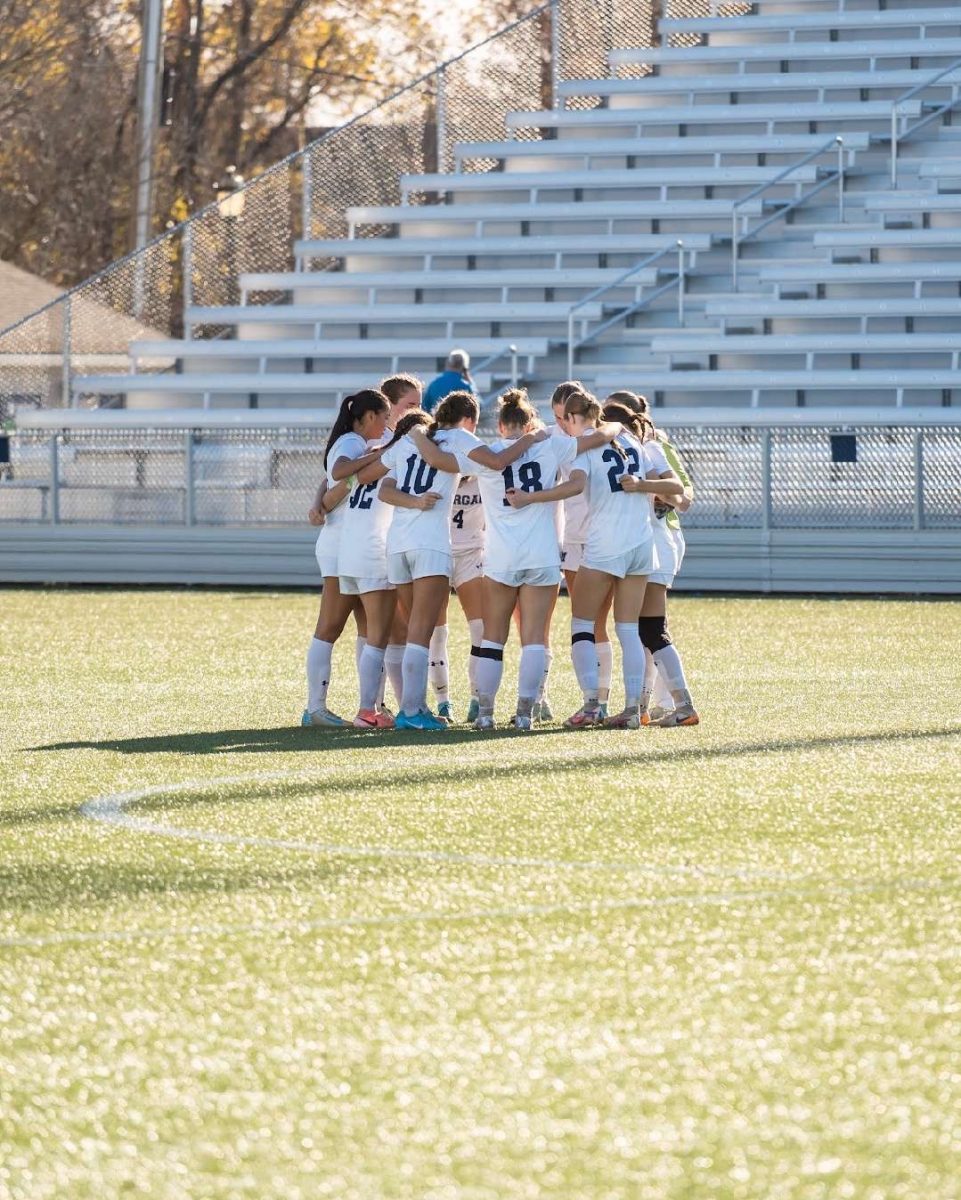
top-left (2, 588), bottom-right (961, 1199)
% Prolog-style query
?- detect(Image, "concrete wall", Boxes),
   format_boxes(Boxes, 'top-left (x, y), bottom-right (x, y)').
top-left (2, 525), bottom-right (959, 595)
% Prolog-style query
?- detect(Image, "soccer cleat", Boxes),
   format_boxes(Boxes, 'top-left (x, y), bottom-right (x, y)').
top-left (564, 705), bottom-right (602, 729)
top-left (378, 704), bottom-right (396, 721)
top-left (598, 702), bottom-right (609, 721)
top-left (648, 705), bottom-right (674, 723)
top-left (301, 707), bottom-right (350, 728)
top-left (466, 698), bottom-right (480, 724)
top-left (353, 708), bottom-right (394, 729)
top-left (653, 704), bottom-right (700, 727)
top-left (473, 714), bottom-right (496, 731)
top-left (603, 706), bottom-right (649, 730)
top-left (513, 714), bottom-right (533, 731)
top-left (534, 698), bottom-right (554, 722)
top-left (396, 709), bottom-right (449, 732)
top-left (437, 701), bottom-right (455, 724)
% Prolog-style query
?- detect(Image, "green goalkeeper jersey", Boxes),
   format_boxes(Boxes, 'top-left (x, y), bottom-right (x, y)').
top-left (656, 435), bottom-right (693, 531)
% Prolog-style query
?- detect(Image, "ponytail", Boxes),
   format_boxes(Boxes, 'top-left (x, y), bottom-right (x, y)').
top-left (497, 386), bottom-right (536, 431)
top-left (385, 408), bottom-right (431, 448)
top-left (562, 388), bottom-right (601, 425)
top-left (427, 389), bottom-right (479, 440)
top-left (324, 389), bottom-right (389, 460)
top-left (605, 390), bottom-right (655, 441)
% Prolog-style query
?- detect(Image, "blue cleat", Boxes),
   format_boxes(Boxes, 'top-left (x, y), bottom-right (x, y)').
top-left (466, 698), bottom-right (480, 724)
top-left (437, 700), bottom-right (455, 724)
top-left (396, 708), bottom-right (450, 732)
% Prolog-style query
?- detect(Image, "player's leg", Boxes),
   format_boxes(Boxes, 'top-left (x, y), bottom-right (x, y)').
top-left (354, 589), bottom-right (397, 728)
top-left (454, 574), bottom-right (485, 724)
top-left (397, 572), bottom-right (452, 731)
top-left (604, 574), bottom-right (649, 729)
top-left (472, 577), bottom-right (517, 729)
top-left (304, 578), bottom-right (354, 727)
top-left (639, 584), bottom-right (698, 727)
top-left (382, 606), bottom-right (407, 717)
top-left (566, 566), bottom-right (613, 727)
top-left (595, 582), bottom-right (615, 719)
top-left (533, 584), bottom-right (560, 722)
top-left (515, 584), bottom-right (556, 729)
top-left (429, 591), bottom-right (452, 723)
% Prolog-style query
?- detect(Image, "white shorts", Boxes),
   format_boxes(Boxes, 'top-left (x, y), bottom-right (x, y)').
top-left (315, 547), bottom-right (339, 580)
top-left (583, 540), bottom-right (656, 580)
top-left (452, 547), bottom-right (484, 590)
top-left (649, 525), bottom-right (686, 588)
top-left (485, 565), bottom-right (562, 589)
top-left (561, 541), bottom-right (585, 574)
top-left (339, 574), bottom-right (393, 595)
top-left (388, 548), bottom-right (453, 585)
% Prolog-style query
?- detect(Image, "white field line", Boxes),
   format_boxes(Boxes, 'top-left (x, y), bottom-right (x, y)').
top-left (0, 769), bottom-right (953, 951)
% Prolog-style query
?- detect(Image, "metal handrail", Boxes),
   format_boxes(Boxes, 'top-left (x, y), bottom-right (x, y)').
top-left (476, 343), bottom-right (520, 405)
top-left (890, 55), bottom-right (961, 187)
top-left (732, 135), bottom-right (846, 290)
top-left (566, 242), bottom-right (687, 378)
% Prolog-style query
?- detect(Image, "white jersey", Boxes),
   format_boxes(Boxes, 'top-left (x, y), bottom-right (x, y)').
top-left (337, 437), bottom-right (393, 579)
top-left (381, 426), bottom-right (482, 555)
top-left (451, 475), bottom-right (484, 552)
top-left (572, 433), bottom-right (669, 560)
top-left (552, 422), bottom-right (589, 545)
top-left (471, 433), bottom-right (579, 575)
top-left (314, 431), bottom-right (367, 567)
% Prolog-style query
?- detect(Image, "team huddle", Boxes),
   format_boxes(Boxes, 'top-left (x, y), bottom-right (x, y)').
top-left (303, 374), bottom-right (699, 732)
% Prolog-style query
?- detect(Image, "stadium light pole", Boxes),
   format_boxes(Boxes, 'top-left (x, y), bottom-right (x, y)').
top-left (134, 0), bottom-right (165, 258)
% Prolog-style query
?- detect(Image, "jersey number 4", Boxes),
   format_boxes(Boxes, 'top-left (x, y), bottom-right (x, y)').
top-left (501, 461), bottom-right (543, 507)
top-left (401, 454), bottom-right (438, 495)
top-left (603, 446), bottom-right (641, 493)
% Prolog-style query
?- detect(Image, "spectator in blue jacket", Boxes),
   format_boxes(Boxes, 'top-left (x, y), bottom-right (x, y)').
top-left (423, 349), bottom-right (476, 413)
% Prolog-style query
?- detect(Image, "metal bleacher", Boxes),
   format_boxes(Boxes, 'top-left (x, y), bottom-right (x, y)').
top-left (7, 0), bottom-right (961, 418)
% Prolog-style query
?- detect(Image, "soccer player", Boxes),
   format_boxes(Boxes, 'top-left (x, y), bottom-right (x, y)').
top-left (562, 391), bottom-right (683, 730)
top-left (338, 409), bottom-right (434, 729)
top-left (379, 391), bottom-right (538, 731)
top-left (303, 389), bottom-right (390, 728)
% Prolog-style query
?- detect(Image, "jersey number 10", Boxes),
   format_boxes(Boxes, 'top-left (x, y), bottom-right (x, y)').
top-left (401, 454), bottom-right (438, 495)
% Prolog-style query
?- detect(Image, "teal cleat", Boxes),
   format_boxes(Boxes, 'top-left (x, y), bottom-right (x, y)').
top-left (437, 700), bottom-right (455, 724)
top-left (466, 698), bottom-right (480, 724)
top-left (395, 709), bottom-right (450, 732)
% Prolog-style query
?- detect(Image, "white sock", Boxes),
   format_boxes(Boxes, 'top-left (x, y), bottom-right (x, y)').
top-left (615, 622), bottom-right (646, 710)
top-left (537, 647), bottom-right (553, 703)
top-left (472, 640), bottom-right (504, 715)
top-left (429, 625), bottom-right (449, 703)
top-left (653, 644), bottom-right (693, 709)
top-left (596, 639), bottom-right (614, 703)
top-left (643, 647), bottom-right (658, 705)
top-left (652, 667), bottom-right (673, 711)
top-left (570, 618), bottom-right (599, 703)
top-left (467, 618), bottom-right (484, 699)
top-left (385, 644), bottom-right (405, 707)
top-left (355, 635), bottom-right (366, 680)
top-left (400, 643), bottom-right (430, 715)
top-left (306, 637), bottom-right (334, 713)
top-left (358, 645), bottom-right (386, 712)
top-left (518, 644), bottom-right (545, 714)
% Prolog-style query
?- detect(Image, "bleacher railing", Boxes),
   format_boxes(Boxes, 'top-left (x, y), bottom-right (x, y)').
top-left (3, 416), bottom-right (958, 533)
top-left (0, 0), bottom-right (747, 420)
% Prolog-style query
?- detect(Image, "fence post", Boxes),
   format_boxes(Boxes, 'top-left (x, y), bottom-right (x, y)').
top-left (184, 430), bottom-right (195, 527)
top-left (567, 311), bottom-right (575, 379)
top-left (61, 298), bottom-right (72, 409)
top-left (301, 146), bottom-right (314, 249)
top-left (49, 434), bottom-right (60, 525)
top-left (676, 240), bottom-right (685, 326)
top-left (913, 428), bottom-right (925, 531)
top-left (435, 65), bottom-right (448, 174)
top-left (510, 344), bottom-right (518, 387)
top-left (761, 428), bottom-right (773, 533)
top-left (182, 225), bottom-right (194, 341)
top-left (550, 0), bottom-right (562, 110)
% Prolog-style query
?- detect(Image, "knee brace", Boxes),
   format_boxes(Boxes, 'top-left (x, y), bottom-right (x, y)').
top-left (638, 615), bottom-right (672, 653)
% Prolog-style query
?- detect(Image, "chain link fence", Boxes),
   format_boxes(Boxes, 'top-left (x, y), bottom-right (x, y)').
top-left (2, 422), bottom-right (959, 532)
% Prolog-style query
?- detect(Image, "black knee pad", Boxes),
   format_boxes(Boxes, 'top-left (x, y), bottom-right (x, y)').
top-left (638, 616), bottom-right (672, 653)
